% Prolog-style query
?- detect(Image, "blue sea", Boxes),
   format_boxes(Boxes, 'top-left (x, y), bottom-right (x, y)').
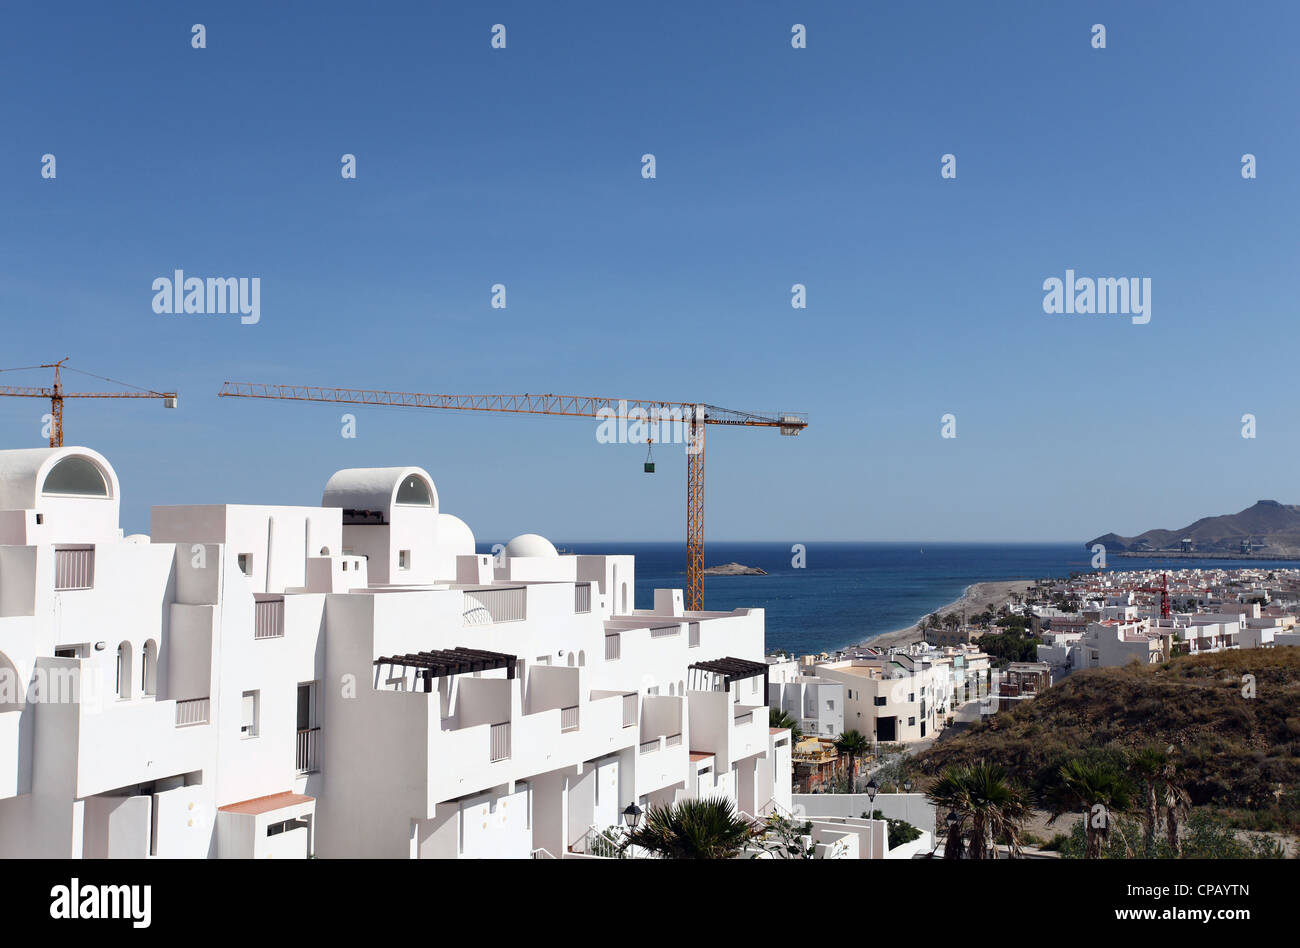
top-left (515, 542), bottom-right (1300, 655)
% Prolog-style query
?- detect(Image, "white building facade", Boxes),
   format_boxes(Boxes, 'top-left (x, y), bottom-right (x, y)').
top-left (0, 446), bottom-right (790, 858)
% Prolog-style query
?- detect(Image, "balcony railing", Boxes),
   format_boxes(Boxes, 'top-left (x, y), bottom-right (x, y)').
top-left (639, 737), bottom-right (660, 755)
top-left (560, 706), bottom-right (579, 732)
top-left (255, 598), bottom-right (285, 639)
top-left (665, 732), bottom-right (682, 748)
top-left (650, 625), bottom-right (679, 639)
top-left (175, 697), bottom-right (209, 727)
top-left (688, 623), bottom-right (700, 648)
top-left (464, 587), bottom-right (526, 625)
top-left (54, 547), bottom-right (94, 590)
top-left (605, 634), bottom-right (621, 661)
top-left (622, 693), bottom-right (637, 728)
top-left (296, 726), bottom-right (320, 773)
top-left (490, 722), bottom-right (511, 762)
top-left (574, 582), bottom-right (592, 614)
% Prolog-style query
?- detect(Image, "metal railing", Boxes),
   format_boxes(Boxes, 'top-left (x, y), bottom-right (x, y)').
top-left (490, 722), bottom-right (511, 761)
top-left (639, 737), bottom-right (660, 755)
top-left (54, 548), bottom-right (94, 590)
top-left (531, 847), bottom-right (557, 859)
top-left (605, 634), bottom-right (621, 661)
top-left (464, 587), bottom-right (526, 624)
top-left (255, 598), bottom-right (285, 639)
top-left (296, 726), bottom-right (320, 773)
top-left (665, 732), bottom-right (682, 748)
top-left (175, 697), bottom-right (209, 727)
top-left (622, 693), bottom-right (637, 728)
top-left (650, 625), bottom-right (679, 638)
top-left (560, 705), bottom-right (579, 732)
top-left (689, 623), bottom-right (700, 647)
top-left (574, 582), bottom-right (592, 614)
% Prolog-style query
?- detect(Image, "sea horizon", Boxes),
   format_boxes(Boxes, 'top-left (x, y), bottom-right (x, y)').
top-left (478, 540), bottom-right (1300, 656)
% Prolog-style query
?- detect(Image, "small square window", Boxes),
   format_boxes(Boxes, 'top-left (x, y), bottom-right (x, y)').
top-left (241, 691), bottom-right (259, 738)
top-left (399, 549), bottom-right (410, 570)
top-left (35, 513), bottom-right (44, 525)
top-left (237, 553), bottom-right (253, 576)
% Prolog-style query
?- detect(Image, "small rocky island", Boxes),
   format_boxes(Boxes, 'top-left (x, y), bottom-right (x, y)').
top-left (703, 562), bottom-right (767, 576)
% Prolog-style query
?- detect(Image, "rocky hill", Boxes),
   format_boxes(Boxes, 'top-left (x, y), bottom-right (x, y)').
top-left (1088, 499), bottom-right (1300, 555)
top-left (911, 649), bottom-right (1300, 822)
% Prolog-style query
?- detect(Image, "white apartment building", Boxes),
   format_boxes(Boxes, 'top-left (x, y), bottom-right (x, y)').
top-left (765, 657), bottom-right (844, 738)
top-left (0, 446), bottom-right (791, 859)
top-left (813, 654), bottom-right (941, 743)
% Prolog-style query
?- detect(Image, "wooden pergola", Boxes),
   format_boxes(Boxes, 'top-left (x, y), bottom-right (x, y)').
top-left (374, 647), bottom-right (518, 693)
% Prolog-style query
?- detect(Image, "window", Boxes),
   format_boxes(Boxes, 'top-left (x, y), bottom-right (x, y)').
top-left (297, 682), bottom-right (317, 731)
top-left (267, 818), bottom-right (309, 837)
top-left (115, 642), bottom-right (132, 700)
top-left (54, 644), bottom-right (87, 658)
top-left (241, 691), bottom-right (259, 738)
top-left (141, 640), bottom-right (157, 696)
top-left (35, 513), bottom-right (44, 525)
top-left (398, 549), bottom-right (410, 570)
top-left (42, 456), bottom-right (108, 496)
top-left (908, 693), bottom-right (915, 703)
top-left (874, 696), bottom-right (887, 707)
top-left (908, 716), bottom-right (916, 727)
top-left (237, 553), bottom-right (253, 576)
top-left (826, 699), bottom-right (834, 710)
top-left (395, 475), bottom-right (432, 506)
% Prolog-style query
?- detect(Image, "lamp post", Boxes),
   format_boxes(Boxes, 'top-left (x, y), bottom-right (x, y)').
top-left (945, 809), bottom-right (960, 858)
top-left (622, 802), bottom-right (642, 857)
top-left (866, 778), bottom-right (879, 860)
top-left (902, 778), bottom-right (913, 828)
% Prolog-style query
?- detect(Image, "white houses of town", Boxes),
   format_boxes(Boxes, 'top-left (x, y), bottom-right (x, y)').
top-left (0, 446), bottom-right (791, 858)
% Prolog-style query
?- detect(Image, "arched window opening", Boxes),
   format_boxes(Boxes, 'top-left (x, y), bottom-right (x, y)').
top-left (395, 476), bottom-right (432, 506)
top-left (42, 456), bottom-right (109, 496)
top-left (116, 642), bottom-right (132, 700)
top-left (141, 640), bottom-right (158, 697)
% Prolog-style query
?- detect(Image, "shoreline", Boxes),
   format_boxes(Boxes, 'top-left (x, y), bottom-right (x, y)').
top-left (852, 578), bottom-right (1037, 652)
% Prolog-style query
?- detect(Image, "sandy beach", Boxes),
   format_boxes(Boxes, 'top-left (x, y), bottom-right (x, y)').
top-left (861, 579), bottom-right (1037, 650)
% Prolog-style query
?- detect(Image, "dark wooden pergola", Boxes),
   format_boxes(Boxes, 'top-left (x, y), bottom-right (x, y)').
top-left (375, 647), bottom-right (518, 692)
top-left (688, 657), bottom-right (768, 696)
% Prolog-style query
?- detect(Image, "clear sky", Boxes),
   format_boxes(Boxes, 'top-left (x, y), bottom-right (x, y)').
top-left (2, 1), bottom-right (1297, 542)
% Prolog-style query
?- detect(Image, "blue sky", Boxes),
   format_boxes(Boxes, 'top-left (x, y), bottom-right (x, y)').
top-left (2, 1), bottom-right (1297, 542)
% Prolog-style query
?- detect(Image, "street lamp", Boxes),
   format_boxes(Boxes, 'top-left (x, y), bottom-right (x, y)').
top-left (866, 779), bottom-right (879, 860)
top-left (946, 810), bottom-right (960, 858)
top-left (622, 802), bottom-right (643, 831)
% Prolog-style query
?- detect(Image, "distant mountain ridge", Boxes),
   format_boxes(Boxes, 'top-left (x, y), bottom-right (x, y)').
top-left (1088, 499), bottom-right (1300, 555)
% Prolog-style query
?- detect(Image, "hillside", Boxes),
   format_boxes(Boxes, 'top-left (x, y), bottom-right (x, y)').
top-left (1088, 499), bottom-right (1300, 555)
top-left (912, 650), bottom-right (1300, 820)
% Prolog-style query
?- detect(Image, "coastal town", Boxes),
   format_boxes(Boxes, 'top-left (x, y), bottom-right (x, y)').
top-left (2, 443), bottom-right (1294, 861)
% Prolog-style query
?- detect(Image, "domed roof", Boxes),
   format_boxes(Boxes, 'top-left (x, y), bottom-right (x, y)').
top-left (505, 533), bottom-right (558, 558)
top-left (438, 513), bottom-right (476, 556)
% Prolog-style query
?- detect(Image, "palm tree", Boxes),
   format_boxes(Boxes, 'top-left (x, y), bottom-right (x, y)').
top-left (1161, 757), bottom-right (1192, 857)
top-left (928, 768), bottom-right (972, 859)
top-left (1126, 747), bottom-right (1168, 853)
top-left (835, 729), bottom-right (871, 793)
top-left (927, 762), bottom-right (1029, 859)
top-left (620, 797), bottom-right (755, 859)
top-left (1044, 758), bottom-right (1135, 858)
top-left (768, 707), bottom-right (803, 743)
